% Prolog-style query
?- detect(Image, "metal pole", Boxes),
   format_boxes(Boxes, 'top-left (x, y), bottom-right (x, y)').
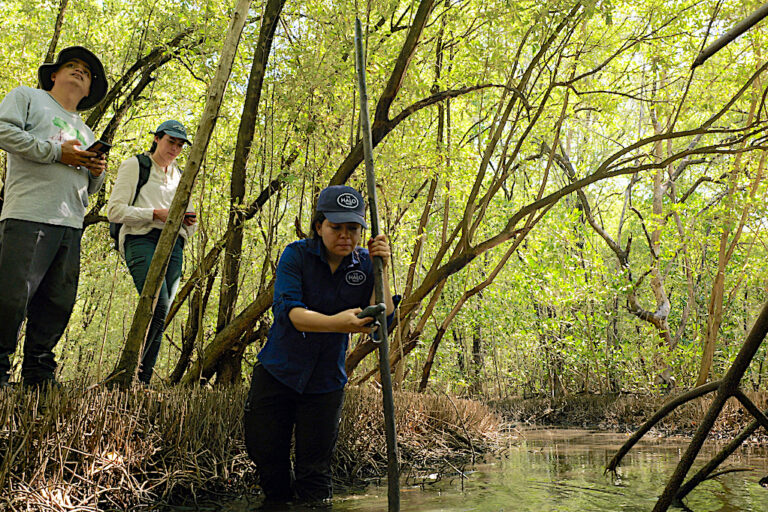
top-left (354, 17), bottom-right (400, 512)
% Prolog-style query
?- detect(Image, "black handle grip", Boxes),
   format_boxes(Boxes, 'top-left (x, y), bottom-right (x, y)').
top-left (357, 303), bottom-right (386, 342)
top-left (356, 303), bottom-right (386, 319)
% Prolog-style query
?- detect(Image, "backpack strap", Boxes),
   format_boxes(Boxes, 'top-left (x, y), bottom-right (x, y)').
top-left (109, 154), bottom-right (155, 252)
top-left (133, 154), bottom-right (152, 205)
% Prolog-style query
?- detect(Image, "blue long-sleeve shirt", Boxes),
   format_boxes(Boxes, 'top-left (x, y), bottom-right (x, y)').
top-left (258, 237), bottom-right (395, 394)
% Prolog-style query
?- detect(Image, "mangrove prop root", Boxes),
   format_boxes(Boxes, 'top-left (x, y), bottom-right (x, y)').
top-left (604, 380), bottom-right (720, 474)
top-left (607, 298), bottom-right (768, 511)
top-left (676, 412), bottom-right (764, 500)
top-left (704, 467), bottom-right (753, 480)
top-left (734, 390), bottom-right (768, 431)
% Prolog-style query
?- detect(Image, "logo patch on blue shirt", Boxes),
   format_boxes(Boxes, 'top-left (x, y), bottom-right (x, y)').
top-left (345, 270), bottom-right (366, 286)
top-left (337, 193), bottom-right (359, 209)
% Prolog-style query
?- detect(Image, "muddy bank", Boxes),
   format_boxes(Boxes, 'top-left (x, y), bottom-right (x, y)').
top-left (493, 391), bottom-right (768, 442)
top-left (0, 385), bottom-right (501, 510)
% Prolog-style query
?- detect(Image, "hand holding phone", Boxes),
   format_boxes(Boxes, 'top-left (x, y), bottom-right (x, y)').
top-left (86, 139), bottom-right (112, 156)
top-left (59, 139), bottom-right (107, 176)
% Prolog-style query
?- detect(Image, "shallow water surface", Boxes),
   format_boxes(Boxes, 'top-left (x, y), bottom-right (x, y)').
top-left (223, 429), bottom-right (768, 511)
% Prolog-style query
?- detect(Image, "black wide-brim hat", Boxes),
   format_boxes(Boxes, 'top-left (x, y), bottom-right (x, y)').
top-left (38, 46), bottom-right (107, 111)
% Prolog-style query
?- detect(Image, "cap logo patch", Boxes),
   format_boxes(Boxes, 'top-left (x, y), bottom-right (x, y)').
top-left (337, 193), bottom-right (359, 209)
top-left (345, 270), bottom-right (366, 286)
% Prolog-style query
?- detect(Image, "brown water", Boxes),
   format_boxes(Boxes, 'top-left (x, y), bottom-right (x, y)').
top-left (217, 429), bottom-right (768, 511)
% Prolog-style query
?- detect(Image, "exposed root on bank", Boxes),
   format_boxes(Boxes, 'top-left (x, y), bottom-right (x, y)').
top-left (0, 384), bottom-right (501, 510)
top-left (335, 388), bottom-right (501, 491)
top-left (0, 384), bottom-right (249, 510)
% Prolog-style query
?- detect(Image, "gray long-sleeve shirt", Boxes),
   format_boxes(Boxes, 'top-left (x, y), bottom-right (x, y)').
top-left (0, 86), bottom-right (105, 228)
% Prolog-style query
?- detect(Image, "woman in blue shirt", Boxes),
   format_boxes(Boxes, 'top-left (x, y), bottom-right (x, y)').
top-left (244, 185), bottom-right (395, 508)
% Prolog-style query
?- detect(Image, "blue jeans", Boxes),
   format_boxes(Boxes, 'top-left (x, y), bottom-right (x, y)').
top-left (124, 230), bottom-right (184, 383)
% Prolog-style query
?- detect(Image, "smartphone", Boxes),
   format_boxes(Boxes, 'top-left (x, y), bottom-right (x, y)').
top-left (184, 212), bottom-right (197, 219)
top-left (86, 139), bottom-right (112, 156)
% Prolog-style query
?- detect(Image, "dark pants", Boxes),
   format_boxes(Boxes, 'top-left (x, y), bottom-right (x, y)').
top-left (244, 363), bottom-right (345, 502)
top-left (124, 230), bottom-right (183, 384)
top-left (0, 219), bottom-right (82, 384)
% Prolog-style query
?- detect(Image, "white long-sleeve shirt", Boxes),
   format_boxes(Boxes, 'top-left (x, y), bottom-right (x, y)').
top-left (107, 153), bottom-right (196, 255)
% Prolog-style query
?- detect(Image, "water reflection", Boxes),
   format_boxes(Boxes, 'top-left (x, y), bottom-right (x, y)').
top-left (219, 429), bottom-right (768, 511)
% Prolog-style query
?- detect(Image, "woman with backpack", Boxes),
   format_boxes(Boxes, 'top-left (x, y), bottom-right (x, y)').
top-left (107, 120), bottom-right (196, 385)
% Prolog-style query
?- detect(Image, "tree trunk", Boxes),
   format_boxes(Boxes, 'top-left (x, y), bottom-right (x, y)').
top-left (696, 90), bottom-right (762, 386)
top-left (44, 0), bottom-right (69, 64)
top-left (608, 297), bottom-right (768, 511)
top-left (418, 327), bottom-right (445, 392)
top-left (181, 283), bottom-right (273, 386)
top-left (169, 271), bottom-right (216, 384)
top-left (393, 8), bottom-right (448, 386)
top-left (216, 0), bottom-right (286, 345)
top-left (330, 0), bottom-right (436, 186)
top-left (215, 344), bottom-right (247, 386)
top-left (455, 329), bottom-right (465, 376)
top-left (469, 316), bottom-right (483, 396)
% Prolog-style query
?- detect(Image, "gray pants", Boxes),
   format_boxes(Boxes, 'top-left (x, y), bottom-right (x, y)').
top-left (0, 218), bottom-right (81, 384)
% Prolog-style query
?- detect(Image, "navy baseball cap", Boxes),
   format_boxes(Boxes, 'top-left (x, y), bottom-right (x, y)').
top-left (316, 186), bottom-right (367, 228)
top-left (153, 120), bottom-right (191, 144)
